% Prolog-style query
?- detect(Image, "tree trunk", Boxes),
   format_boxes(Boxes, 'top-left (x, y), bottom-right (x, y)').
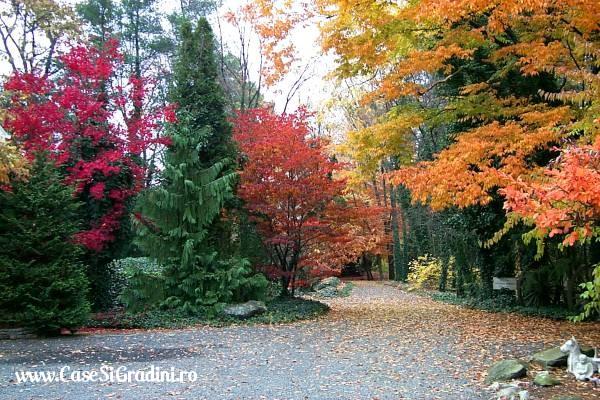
top-left (280, 275), bottom-right (291, 297)
top-left (390, 185), bottom-right (403, 281)
top-left (439, 255), bottom-right (449, 292)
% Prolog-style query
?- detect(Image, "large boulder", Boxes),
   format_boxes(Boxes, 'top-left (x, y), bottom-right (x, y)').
top-left (532, 346), bottom-right (595, 368)
top-left (533, 371), bottom-right (560, 387)
top-left (223, 300), bottom-right (267, 319)
top-left (485, 359), bottom-right (528, 384)
top-left (532, 347), bottom-right (568, 368)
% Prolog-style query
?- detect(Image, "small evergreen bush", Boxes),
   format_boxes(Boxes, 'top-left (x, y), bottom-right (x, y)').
top-left (0, 156), bottom-right (90, 334)
top-left (113, 256), bottom-right (269, 315)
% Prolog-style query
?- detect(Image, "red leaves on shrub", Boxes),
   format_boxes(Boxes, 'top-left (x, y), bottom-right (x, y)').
top-left (3, 40), bottom-right (172, 251)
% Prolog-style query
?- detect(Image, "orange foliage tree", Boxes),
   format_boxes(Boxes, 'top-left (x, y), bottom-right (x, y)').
top-left (319, 0), bottom-right (600, 245)
top-left (503, 139), bottom-right (600, 248)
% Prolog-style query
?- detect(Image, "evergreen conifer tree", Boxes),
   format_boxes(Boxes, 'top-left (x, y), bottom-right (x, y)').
top-left (170, 18), bottom-right (236, 168)
top-left (134, 117), bottom-right (267, 313)
top-left (0, 155), bottom-right (90, 334)
top-left (172, 18), bottom-right (242, 252)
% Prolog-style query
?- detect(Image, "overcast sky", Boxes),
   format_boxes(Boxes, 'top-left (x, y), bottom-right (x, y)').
top-left (210, 0), bottom-right (335, 114)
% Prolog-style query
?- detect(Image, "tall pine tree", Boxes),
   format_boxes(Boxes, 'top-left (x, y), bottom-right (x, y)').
top-left (171, 17), bottom-right (240, 253)
top-left (133, 18), bottom-right (267, 313)
top-left (170, 18), bottom-right (236, 168)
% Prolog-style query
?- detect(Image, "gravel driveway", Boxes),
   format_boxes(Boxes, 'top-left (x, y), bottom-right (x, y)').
top-left (0, 282), bottom-right (490, 400)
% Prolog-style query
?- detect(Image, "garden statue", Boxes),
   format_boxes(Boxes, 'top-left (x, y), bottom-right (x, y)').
top-left (573, 354), bottom-right (595, 381)
top-left (561, 337), bottom-right (583, 375)
top-left (560, 336), bottom-right (599, 380)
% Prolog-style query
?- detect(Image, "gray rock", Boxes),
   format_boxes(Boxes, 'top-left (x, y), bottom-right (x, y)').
top-left (223, 300), bottom-right (267, 319)
top-left (315, 286), bottom-right (339, 298)
top-left (533, 346), bottom-right (595, 368)
top-left (551, 397), bottom-right (583, 400)
top-left (0, 328), bottom-right (36, 340)
top-left (533, 371), bottom-right (560, 387)
top-left (532, 347), bottom-right (568, 368)
top-left (313, 277), bottom-right (341, 291)
top-left (485, 359), bottom-right (528, 384)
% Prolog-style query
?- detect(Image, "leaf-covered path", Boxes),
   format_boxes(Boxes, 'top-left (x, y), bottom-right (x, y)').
top-left (1, 281), bottom-right (599, 400)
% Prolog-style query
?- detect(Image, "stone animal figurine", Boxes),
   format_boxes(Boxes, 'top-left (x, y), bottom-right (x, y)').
top-left (488, 382), bottom-right (529, 400)
top-left (560, 336), bottom-right (599, 378)
top-left (560, 336), bottom-right (583, 375)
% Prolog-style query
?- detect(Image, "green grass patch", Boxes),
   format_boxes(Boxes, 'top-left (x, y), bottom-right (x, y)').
top-left (88, 297), bottom-right (329, 330)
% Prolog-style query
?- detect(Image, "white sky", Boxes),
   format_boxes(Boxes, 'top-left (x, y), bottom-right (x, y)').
top-left (211, 0), bottom-right (335, 114)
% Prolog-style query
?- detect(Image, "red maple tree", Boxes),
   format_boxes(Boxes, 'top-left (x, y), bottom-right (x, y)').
top-left (310, 198), bottom-right (390, 278)
top-left (234, 107), bottom-right (349, 294)
top-left (2, 39), bottom-right (172, 252)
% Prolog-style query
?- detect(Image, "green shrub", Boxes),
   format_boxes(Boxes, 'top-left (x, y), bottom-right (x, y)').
top-left (161, 253), bottom-right (268, 314)
top-left (265, 280), bottom-right (283, 300)
top-left (521, 266), bottom-right (562, 308)
top-left (0, 156), bottom-right (90, 334)
top-left (112, 255), bottom-right (269, 315)
top-left (431, 291), bottom-right (570, 319)
top-left (408, 255), bottom-right (454, 290)
top-left (114, 258), bottom-right (165, 313)
top-left (571, 263), bottom-right (600, 322)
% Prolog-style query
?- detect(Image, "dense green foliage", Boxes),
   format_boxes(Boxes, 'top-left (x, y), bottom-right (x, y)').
top-left (170, 18), bottom-right (236, 169)
top-left (572, 264), bottom-right (600, 322)
top-left (133, 118), bottom-right (266, 312)
top-left (0, 156), bottom-right (90, 333)
top-left (113, 257), bottom-right (165, 313)
top-left (90, 297), bottom-right (329, 329)
top-left (160, 253), bottom-right (267, 313)
top-left (169, 17), bottom-right (243, 254)
top-left (431, 291), bottom-right (573, 321)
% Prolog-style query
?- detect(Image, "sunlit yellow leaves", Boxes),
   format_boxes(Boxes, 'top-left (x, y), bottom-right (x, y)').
top-left (337, 107), bottom-right (418, 186)
top-left (0, 140), bottom-right (28, 185)
top-left (318, 0), bottom-right (417, 80)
